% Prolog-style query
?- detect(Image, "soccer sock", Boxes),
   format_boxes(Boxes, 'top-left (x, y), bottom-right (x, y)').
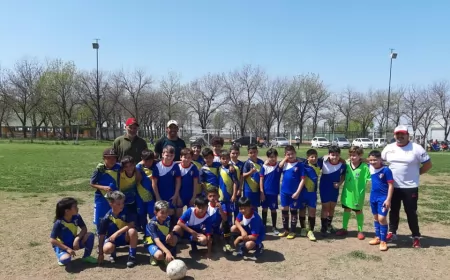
top-left (282, 210), bottom-right (289, 231)
top-left (299, 216), bottom-right (306, 229)
top-left (82, 233), bottom-right (95, 258)
top-left (342, 211), bottom-right (351, 230)
top-left (356, 213), bottom-right (364, 232)
top-left (271, 211), bottom-right (277, 228)
top-left (308, 216), bottom-right (316, 231)
top-left (290, 210), bottom-right (298, 233)
top-left (262, 210), bottom-right (268, 226)
top-left (222, 221), bottom-right (231, 244)
top-left (380, 224), bottom-right (388, 242)
top-left (129, 247), bottom-right (136, 257)
top-left (374, 221), bottom-right (381, 238)
top-left (321, 218), bottom-right (328, 232)
top-left (327, 216), bottom-right (333, 228)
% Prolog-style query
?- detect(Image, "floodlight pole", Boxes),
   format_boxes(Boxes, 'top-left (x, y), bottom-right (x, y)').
top-left (92, 39), bottom-right (101, 140)
top-left (385, 49), bottom-right (397, 140)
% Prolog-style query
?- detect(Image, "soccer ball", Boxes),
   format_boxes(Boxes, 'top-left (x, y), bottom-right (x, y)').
top-left (166, 259), bottom-right (187, 280)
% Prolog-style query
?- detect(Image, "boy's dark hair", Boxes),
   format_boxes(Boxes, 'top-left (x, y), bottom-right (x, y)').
top-left (121, 155), bottom-right (135, 165)
top-left (237, 196), bottom-right (252, 208)
top-left (247, 144), bottom-right (258, 151)
top-left (211, 136), bottom-right (224, 147)
top-left (180, 148), bottom-right (194, 157)
top-left (201, 147), bottom-right (214, 158)
top-left (154, 200), bottom-right (169, 212)
top-left (230, 145), bottom-right (240, 153)
top-left (194, 195), bottom-right (209, 208)
top-left (206, 186), bottom-right (219, 194)
top-left (306, 149), bottom-right (318, 157)
top-left (54, 197), bottom-right (77, 222)
top-left (191, 141), bottom-right (202, 149)
top-left (220, 150), bottom-right (230, 158)
top-left (141, 149), bottom-right (155, 160)
top-left (349, 146), bottom-right (364, 155)
top-left (105, 190), bottom-right (126, 203)
top-left (368, 150), bottom-right (382, 158)
top-left (162, 145), bottom-right (175, 154)
top-left (285, 145), bottom-right (296, 153)
top-left (328, 145), bottom-right (341, 154)
top-left (266, 148), bottom-right (278, 157)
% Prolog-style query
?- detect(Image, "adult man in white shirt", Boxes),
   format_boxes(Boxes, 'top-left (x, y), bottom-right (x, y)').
top-left (381, 125), bottom-right (432, 248)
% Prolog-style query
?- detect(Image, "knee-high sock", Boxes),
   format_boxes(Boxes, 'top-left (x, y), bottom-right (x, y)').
top-left (342, 211), bottom-right (351, 230)
top-left (271, 211), bottom-right (277, 228)
top-left (380, 224), bottom-right (388, 242)
top-left (262, 210), bottom-right (268, 226)
top-left (282, 210), bottom-right (289, 231)
top-left (308, 216), bottom-right (316, 231)
top-left (82, 233), bottom-right (95, 258)
top-left (356, 213), bottom-right (364, 232)
top-left (290, 210), bottom-right (298, 233)
top-left (374, 221), bottom-right (380, 238)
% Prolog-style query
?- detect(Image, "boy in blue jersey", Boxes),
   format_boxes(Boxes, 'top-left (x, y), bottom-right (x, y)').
top-left (278, 145), bottom-right (305, 239)
top-left (98, 191), bottom-right (139, 268)
top-left (368, 150), bottom-right (394, 251)
top-left (211, 136), bottom-right (225, 162)
top-left (319, 146), bottom-right (346, 236)
top-left (191, 142), bottom-right (205, 166)
top-left (298, 149), bottom-right (321, 241)
top-left (136, 149), bottom-right (156, 231)
top-left (200, 147), bottom-right (221, 194)
top-left (90, 148), bottom-right (121, 232)
top-left (179, 148), bottom-right (199, 207)
top-left (173, 196), bottom-right (213, 258)
top-left (206, 187), bottom-right (233, 252)
top-left (231, 197), bottom-right (265, 257)
top-left (230, 145), bottom-right (244, 221)
top-left (259, 148), bottom-right (282, 235)
top-left (242, 144), bottom-right (264, 210)
top-left (50, 197), bottom-right (97, 266)
top-left (152, 145), bottom-right (182, 225)
top-left (145, 200), bottom-right (178, 266)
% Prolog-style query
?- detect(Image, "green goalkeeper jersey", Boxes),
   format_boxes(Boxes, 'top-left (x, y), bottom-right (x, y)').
top-left (340, 161), bottom-right (371, 210)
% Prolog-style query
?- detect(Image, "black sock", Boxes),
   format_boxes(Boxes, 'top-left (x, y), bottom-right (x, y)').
top-left (282, 210), bottom-right (289, 231)
top-left (290, 210), bottom-right (298, 233)
top-left (262, 210), bottom-right (268, 226)
top-left (170, 215), bottom-right (177, 231)
top-left (308, 216), bottom-right (316, 231)
top-left (271, 211), bottom-right (277, 228)
top-left (299, 216), bottom-right (306, 229)
top-left (222, 220), bottom-right (231, 244)
top-left (327, 216), bottom-right (333, 228)
top-left (321, 218), bottom-right (328, 232)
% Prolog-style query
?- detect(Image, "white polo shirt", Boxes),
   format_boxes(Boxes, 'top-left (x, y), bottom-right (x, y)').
top-left (381, 142), bottom-right (430, 189)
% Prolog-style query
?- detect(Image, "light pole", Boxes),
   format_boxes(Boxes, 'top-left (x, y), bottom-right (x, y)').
top-left (385, 49), bottom-right (397, 140)
top-left (92, 39), bottom-right (101, 140)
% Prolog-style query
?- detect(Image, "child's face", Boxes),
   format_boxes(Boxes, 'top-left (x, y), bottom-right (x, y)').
top-left (195, 205), bottom-right (207, 216)
top-left (349, 152), bottom-right (361, 163)
top-left (181, 154), bottom-right (192, 166)
top-left (213, 145), bottom-right (223, 154)
top-left (268, 155), bottom-right (278, 165)
top-left (248, 149), bottom-right (258, 160)
top-left (155, 208), bottom-right (169, 221)
top-left (192, 146), bottom-right (201, 155)
top-left (328, 152), bottom-right (340, 163)
top-left (230, 150), bottom-right (239, 161)
top-left (162, 150), bottom-right (175, 162)
top-left (307, 154), bottom-right (318, 164)
top-left (110, 199), bottom-right (125, 213)
top-left (104, 156), bottom-right (117, 167)
top-left (239, 206), bottom-right (252, 216)
top-left (220, 155), bottom-right (230, 166)
top-left (142, 159), bottom-right (153, 167)
top-left (204, 154), bottom-right (214, 165)
top-left (207, 192), bottom-right (219, 204)
top-left (66, 204), bottom-right (79, 217)
top-left (368, 156), bottom-right (382, 168)
top-left (285, 150), bottom-right (296, 162)
top-left (123, 162), bottom-right (135, 174)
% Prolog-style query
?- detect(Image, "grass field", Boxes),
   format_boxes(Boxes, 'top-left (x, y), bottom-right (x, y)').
top-left (1, 141), bottom-right (450, 279)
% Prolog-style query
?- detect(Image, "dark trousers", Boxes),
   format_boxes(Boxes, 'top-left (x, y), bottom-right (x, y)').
top-left (389, 187), bottom-right (420, 237)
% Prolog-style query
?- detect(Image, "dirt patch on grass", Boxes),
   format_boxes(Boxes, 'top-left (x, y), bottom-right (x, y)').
top-left (57, 178), bottom-right (88, 187)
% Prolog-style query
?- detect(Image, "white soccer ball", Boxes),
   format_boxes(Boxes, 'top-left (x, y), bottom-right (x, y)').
top-left (166, 259), bottom-right (187, 280)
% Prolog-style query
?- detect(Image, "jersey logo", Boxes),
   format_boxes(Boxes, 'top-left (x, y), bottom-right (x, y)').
top-left (172, 171), bottom-right (175, 176)
top-left (294, 167), bottom-right (298, 172)
top-left (379, 173), bottom-right (384, 179)
top-left (355, 172), bottom-right (360, 178)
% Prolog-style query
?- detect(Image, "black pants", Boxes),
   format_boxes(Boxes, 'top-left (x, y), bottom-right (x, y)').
top-left (389, 187), bottom-right (420, 237)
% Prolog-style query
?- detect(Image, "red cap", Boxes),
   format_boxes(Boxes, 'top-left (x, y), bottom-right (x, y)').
top-left (125, 118), bottom-right (139, 127)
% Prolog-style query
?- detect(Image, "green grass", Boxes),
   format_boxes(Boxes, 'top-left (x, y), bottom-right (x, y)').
top-left (347, 250), bottom-right (382, 262)
top-left (28, 241), bottom-right (42, 247)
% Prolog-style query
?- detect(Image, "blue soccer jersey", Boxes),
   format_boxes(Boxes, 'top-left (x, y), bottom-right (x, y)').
top-left (370, 165), bottom-right (394, 200)
top-left (243, 158), bottom-right (265, 194)
top-left (207, 202), bottom-right (228, 229)
top-left (179, 207), bottom-right (212, 235)
top-left (319, 160), bottom-right (346, 189)
top-left (260, 163), bottom-right (282, 195)
top-left (303, 161), bottom-right (321, 193)
top-left (136, 163), bottom-right (155, 203)
top-left (50, 214), bottom-right (86, 248)
top-left (144, 216), bottom-right (171, 246)
top-left (280, 161), bottom-right (305, 195)
top-left (179, 163), bottom-right (199, 205)
top-left (152, 161), bottom-right (181, 201)
top-left (219, 165), bottom-right (238, 202)
top-left (201, 162), bottom-right (221, 190)
top-left (236, 211), bottom-right (265, 244)
top-left (90, 163), bottom-right (120, 199)
top-left (98, 209), bottom-right (135, 238)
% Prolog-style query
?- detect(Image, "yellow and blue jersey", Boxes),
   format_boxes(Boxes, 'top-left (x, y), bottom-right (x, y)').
top-left (98, 209), bottom-right (135, 238)
top-left (50, 214), bottom-right (86, 248)
top-left (119, 170), bottom-right (137, 205)
top-left (144, 216), bottom-right (171, 246)
top-left (303, 161), bottom-right (321, 193)
top-left (201, 162), bottom-right (221, 191)
top-left (219, 165), bottom-right (238, 202)
top-left (90, 163), bottom-right (120, 201)
top-left (136, 163), bottom-right (155, 203)
top-left (242, 158), bottom-right (264, 194)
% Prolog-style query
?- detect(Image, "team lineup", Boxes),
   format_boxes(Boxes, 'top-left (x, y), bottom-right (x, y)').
top-left (49, 121), bottom-right (432, 273)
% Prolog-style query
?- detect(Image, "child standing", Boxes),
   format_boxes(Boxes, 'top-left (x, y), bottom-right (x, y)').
top-left (230, 145), bottom-right (244, 221)
top-left (179, 148), bottom-right (199, 207)
top-left (242, 144), bottom-right (264, 210)
top-left (136, 149), bottom-right (156, 231)
top-left (211, 136), bottom-right (225, 162)
top-left (50, 198), bottom-right (97, 266)
top-left (336, 146), bottom-right (371, 240)
top-left (368, 150), bottom-right (394, 251)
top-left (200, 148), bottom-right (221, 194)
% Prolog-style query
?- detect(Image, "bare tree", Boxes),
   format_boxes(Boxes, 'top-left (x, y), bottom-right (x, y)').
top-left (303, 74), bottom-right (329, 136)
top-left (270, 78), bottom-right (292, 137)
top-left (120, 69), bottom-right (153, 124)
top-left (372, 89), bottom-right (389, 135)
top-left (289, 75), bottom-right (312, 143)
top-left (159, 71), bottom-right (181, 120)
top-left (352, 92), bottom-right (377, 137)
top-left (388, 87), bottom-right (405, 129)
top-left (431, 81), bottom-right (450, 140)
top-left (322, 95), bottom-right (342, 137)
top-left (418, 90), bottom-right (439, 145)
top-left (0, 93), bottom-right (12, 138)
top-left (403, 86), bottom-right (430, 139)
top-left (222, 65), bottom-right (265, 136)
top-left (337, 87), bottom-right (361, 135)
top-left (256, 79), bottom-right (279, 140)
top-left (212, 110), bottom-right (227, 136)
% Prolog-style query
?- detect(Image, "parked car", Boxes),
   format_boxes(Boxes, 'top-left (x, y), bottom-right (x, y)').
top-left (311, 137), bottom-right (331, 148)
top-left (332, 137), bottom-right (351, 148)
top-left (189, 134), bottom-right (204, 143)
top-left (373, 138), bottom-right (387, 148)
top-left (232, 136), bottom-right (258, 147)
top-left (352, 138), bottom-right (373, 148)
top-left (271, 137), bottom-right (290, 147)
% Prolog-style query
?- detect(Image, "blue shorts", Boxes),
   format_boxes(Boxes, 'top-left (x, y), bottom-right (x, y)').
top-left (148, 244), bottom-right (160, 256)
top-left (280, 193), bottom-right (300, 209)
top-left (93, 200), bottom-right (110, 228)
top-left (160, 194), bottom-right (180, 209)
top-left (244, 192), bottom-right (261, 208)
top-left (54, 240), bottom-right (84, 260)
top-left (319, 187), bottom-right (339, 203)
top-left (299, 192), bottom-right (317, 209)
top-left (180, 194), bottom-right (194, 207)
top-left (371, 198), bottom-right (389, 216)
top-left (105, 234), bottom-right (128, 247)
top-left (261, 194), bottom-right (279, 210)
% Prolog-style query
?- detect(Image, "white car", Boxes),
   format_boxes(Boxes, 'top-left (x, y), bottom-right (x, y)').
top-left (271, 137), bottom-right (290, 147)
top-left (332, 137), bottom-right (351, 148)
top-left (311, 137), bottom-right (331, 148)
top-left (373, 138), bottom-right (387, 148)
top-left (352, 138), bottom-right (373, 148)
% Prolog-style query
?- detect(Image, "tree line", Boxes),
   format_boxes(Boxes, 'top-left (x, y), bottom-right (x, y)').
top-left (1, 58), bottom-right (449, 143)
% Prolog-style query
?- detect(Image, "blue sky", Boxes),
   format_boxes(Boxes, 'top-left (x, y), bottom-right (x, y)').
top-left (1, 0), bottom-right (449, 92)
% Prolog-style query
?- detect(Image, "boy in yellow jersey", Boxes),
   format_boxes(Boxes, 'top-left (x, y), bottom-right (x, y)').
top-left (119, 156), bottom-right (142, 221)
top-left (242, 144), bottom-right (264, 210)
top-left (230, 145), bottom-right (244, 220)
top-left (136, 149), bottom-right (157, 232)
top-left (200, 148), bottom-right (221, 194)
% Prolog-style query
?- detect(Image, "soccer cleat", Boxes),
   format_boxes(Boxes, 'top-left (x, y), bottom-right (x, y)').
top-left (357, 232), bottom-right (365, 240)
top-left (307, 230), bottom-right (317, 241)
top-left (335, 229), bottom-right (348, 236)
top-left (386, 232), bottom-right (397, 242)
top-left (149, 256), bottom-right (158, 266)
top-left (278, 231), bottom-right (289, 237)
top-left (272, 227), bottom-right (280, 235)
top-left (300, 228), bottom-right (308, 237)
top-left (413, 237), bottom-right (421, 248)
top-left (369, 237), bottom-right (381, 245)
top-left (109, 255), bottom-right (117, 263)
top-left (126, 256), bottom-right (137, 268)
top-left (379, 241), bottom-right (388, 251)
top-left (327, 224), bottom-right (337, 234)
top-left (81, 256), bottom-right (98, 264)
top-left (57, 261), bottom-right (65, 266)
top-left (286, 232), bottom-right (296, 239)
top-left (254, 243), bottom-right (264, 258)
top-left (224, 244), bottom-right (232, 253)
top-left (235, 242), bottom-right (245, 257)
